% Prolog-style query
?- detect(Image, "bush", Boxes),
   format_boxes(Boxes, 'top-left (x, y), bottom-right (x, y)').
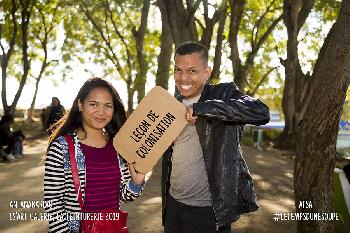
top-left (263, 129), bottom-right (281, 141)
top-left (337, 147), bottom-right (350, 159)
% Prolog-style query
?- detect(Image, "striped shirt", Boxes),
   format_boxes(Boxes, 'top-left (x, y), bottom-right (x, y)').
top-left (81, 142), bottom-right (121, 212)
top-left (44, 132), bottom-right (144, 233)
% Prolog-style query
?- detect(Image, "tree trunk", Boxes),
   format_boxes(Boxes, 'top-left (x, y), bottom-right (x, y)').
top-left (134, 0), bottom-right (150, 103)
top-left (228, 0), bottom-right (245, 90)
top-left (276, 0), bottom-right (315, 150)
top-left (1, 0), bottom-right (18, 115)
top-left (295, 1), bottom-right (350, 232)
top-left (161, 0), bottom-right (197, 47)
top-left (155, 0), bottom-right (173, 90)
top-left (28, 60), bottom-right (47, 121)
top-left (1, 55), bottom-right (11, 115)
top-left (10, 0), bottom-right (34, 114)
top-left (27, 77), bottom-right (40, 121)
top-left (277, 0), bottom-right (301, 149)
top-left (126, 77), bottom-right (134, 115)
top-left (209, 0), bottom-right (227, 83)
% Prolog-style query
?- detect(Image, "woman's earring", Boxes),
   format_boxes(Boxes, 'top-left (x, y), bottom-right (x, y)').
top-left (102, 129), bottom-right (109, 141)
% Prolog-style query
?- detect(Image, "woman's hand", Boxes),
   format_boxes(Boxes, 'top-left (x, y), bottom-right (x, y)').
top-left (128, 164), bottom-right (145, 186)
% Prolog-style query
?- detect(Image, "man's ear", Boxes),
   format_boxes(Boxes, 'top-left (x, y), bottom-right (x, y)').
top-left (205, 67), bottom-right (212, 81)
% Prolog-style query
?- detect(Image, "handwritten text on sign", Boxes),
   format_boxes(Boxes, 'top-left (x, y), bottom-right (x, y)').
top-left (130, 110), bottom-right (176, 158)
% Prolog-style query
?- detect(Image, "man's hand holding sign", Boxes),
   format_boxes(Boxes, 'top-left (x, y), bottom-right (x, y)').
top-left (113, 86), bottom-right (188, 174)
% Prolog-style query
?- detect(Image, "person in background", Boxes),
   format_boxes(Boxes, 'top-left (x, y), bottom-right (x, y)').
top-left (161, 41), bottom-right (270, 233)
top-left (44, 77), bottom-right (145, 232)
top-left (0, 114), bottom-right (15, 162)
top-left (12, 130), bottom-right (25, 158)
top-left (0, 114), bottom-right (25, 161)
top-left (43, 97), bottom-right (65, 133)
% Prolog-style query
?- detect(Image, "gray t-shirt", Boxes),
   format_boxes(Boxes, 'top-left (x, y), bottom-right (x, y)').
top-left (169, 95), bottom-right (212, 207)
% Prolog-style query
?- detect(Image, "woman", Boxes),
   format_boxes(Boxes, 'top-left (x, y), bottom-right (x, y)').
top-left (44, 77), bottom-right (145, 232)
top-left (44, 97), bottom-right (65, 133)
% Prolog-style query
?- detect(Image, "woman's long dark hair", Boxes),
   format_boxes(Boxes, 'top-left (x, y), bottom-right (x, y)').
top-left (48, 77), bottom-right (126, 146)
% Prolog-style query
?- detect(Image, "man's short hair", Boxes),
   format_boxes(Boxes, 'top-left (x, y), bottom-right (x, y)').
top-left (175, 41), bottom-right (208, 66)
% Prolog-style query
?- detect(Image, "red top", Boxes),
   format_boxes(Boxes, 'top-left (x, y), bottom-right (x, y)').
top-left (80, 141), bottom-right (121, 213)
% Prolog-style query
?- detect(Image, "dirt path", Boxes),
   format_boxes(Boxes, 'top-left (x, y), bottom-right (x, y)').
top-left (0, 140), bottom-right (296, 233)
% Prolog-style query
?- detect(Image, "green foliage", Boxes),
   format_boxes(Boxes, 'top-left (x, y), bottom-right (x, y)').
top-left (315, 0), bottom-right (341, 22)
top-left (1, 0), bottom-right (342, 114)
top-left (341, 87), bottom-right (350, 121)
top-left (234, 0), bottom-right (284, 94)
top-left (144, 30), bottom-right (161, 78)
top-left (1, 0), bottom-right (63, 81)
top-left (61, 0), bottom-right (158, 85)
top-left (297, 1), bottom-right (340, 74)
top-left (336, 148), bottom-right (350, 160)
top-left (256, 83), bottom-right (283, 114)
top-left (0, 0), bottom-right (27, 80)
top-left (263, 129), bottom-right (281, 141)
top-left (0, 0), bottom-right (22, 46)
top-left (239, 0), bottom-right (283, 52)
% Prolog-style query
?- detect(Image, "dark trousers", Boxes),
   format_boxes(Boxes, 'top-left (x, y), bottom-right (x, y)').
top-left (0, 136), bottom-right (15, 154)
top-left (164, 195), bottom-right (231, 233)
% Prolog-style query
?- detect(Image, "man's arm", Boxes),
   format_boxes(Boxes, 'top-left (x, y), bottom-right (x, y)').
top-left (192, 84), bottom-right (270, 125)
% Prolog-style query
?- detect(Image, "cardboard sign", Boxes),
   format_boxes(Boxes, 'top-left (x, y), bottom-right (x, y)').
top-left (113, 86), bottom-right (188, 173)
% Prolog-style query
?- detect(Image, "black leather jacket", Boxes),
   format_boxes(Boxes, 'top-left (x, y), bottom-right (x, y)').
top-left (161, 82), bottom-right (270, 227)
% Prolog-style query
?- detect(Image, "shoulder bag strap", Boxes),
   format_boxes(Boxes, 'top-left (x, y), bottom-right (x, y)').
top-left (64, 135), bottom-right (84, 209)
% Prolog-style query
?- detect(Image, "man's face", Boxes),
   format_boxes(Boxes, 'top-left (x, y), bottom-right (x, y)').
top-left (174, 53), bottom-right (211, 99)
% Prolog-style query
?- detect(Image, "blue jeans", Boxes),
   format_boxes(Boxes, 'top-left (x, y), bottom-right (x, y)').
top-left (164, 195), bottom-right (231, 233)
top-left (13, 140), bottom-right (23, 154)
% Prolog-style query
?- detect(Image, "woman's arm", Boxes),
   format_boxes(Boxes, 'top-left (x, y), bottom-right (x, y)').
top-left (44, 140), bottom-right (70, 232)
top-left (119, 157), bottom-right (145, 203)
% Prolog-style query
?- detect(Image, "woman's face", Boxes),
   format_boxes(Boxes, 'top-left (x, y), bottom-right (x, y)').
top-left (78, 87), bottom-right (114, 131)
top-left (52, 98), bottom-right (59, 107)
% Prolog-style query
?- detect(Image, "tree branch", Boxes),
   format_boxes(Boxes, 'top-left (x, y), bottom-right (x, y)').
top-left (82, 0), bottom-right (127, 81)
top-left (252, 0), bottom-right (280, 47)
top-left (209, 0), bottom-right (227, 82)
top-left (7, 0), bottom-right (18, 59)
top-left (203, 0), bottom-right (209, 22)
top-left (115, 1), bottom-right (136, 29)
top-left (210, 0), bottom-right (228, 24)
top-left (297, 0), bottom-right (316, 32)
top-left (105, 0), bottom-right (132, 72)
top-left (186, 0), bottom-right (201, 26)
top-left (251, 66), bottom-right (278, 96)
top-left (0, 25), bottom-right (5, 54)
top-left (250, 13), bottom-right (283, 60)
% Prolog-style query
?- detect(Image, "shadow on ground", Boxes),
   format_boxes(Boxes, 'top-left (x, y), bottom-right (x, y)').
top-left (0, 139), bottom-right (296, 233)
top-left (0, 139), bottom-right (48, 233)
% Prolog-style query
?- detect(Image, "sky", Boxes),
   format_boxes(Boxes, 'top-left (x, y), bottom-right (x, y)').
top-left (1, 64), bottom-right (173, 110)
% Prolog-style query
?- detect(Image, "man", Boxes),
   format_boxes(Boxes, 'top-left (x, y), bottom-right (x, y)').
top-left (161, 41), bottom-right (270, 233)
top-left (0, 114), bottom-right (16, 162)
